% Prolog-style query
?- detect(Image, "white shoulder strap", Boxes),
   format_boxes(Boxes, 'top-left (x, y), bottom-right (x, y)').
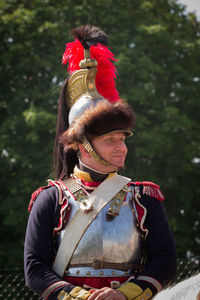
top-left (53, 173), bottom-right (131, 276)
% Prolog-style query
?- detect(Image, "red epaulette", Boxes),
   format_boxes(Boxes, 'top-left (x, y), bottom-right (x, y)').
top-left (28, 180), bottom-right (63, 212)
top-left (28, 183), bottom-right (52, 212)
top-left (132, 181), bottom-right (165, 201)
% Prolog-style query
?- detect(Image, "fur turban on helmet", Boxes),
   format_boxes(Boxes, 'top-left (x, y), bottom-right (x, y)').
top-left (60, 100), bottom-right (135, 152)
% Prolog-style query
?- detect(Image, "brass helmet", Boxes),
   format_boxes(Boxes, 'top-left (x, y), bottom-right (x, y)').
top-left (54, 25), bottom-right (135, 179)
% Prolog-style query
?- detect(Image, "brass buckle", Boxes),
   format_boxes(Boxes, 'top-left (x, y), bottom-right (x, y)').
top-left (92, 259), bottom-right (103, 270)
top-left (110, 281), bottom-right (120, 289)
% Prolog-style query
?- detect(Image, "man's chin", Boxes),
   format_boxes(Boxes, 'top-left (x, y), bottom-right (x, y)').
top-left (116, 160), bottom-right (125, 167)
top-left (114, 162), bottom-right (125, 169)
top-left (106, 163), bottom-right (124, 172)
top-left (104, 159), bottom-right (125, 171)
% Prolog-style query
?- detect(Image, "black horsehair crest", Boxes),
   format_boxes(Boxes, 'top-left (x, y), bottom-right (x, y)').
top-left (71, 25), bottom-right (108, 49)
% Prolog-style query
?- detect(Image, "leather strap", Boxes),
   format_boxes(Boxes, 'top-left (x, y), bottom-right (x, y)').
top-left (68, 259), bottom-right (144, 271)
top-left (53, 173), bottom-right (131, 277)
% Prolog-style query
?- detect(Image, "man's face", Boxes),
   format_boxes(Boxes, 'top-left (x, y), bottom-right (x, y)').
top-left (92, 131), bottom-right (128, 170)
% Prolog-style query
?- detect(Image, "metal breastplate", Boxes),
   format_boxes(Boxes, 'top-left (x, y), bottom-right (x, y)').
top-left (56, 189), bottom-right (146, 277)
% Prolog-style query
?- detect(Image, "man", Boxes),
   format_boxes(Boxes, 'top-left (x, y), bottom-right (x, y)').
top-left (24, 25), bottom-right (177, 300)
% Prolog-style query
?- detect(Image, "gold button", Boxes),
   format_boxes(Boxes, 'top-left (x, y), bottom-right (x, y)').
top-left (112, 271), bottom-right (116, 275)
top-left (99, 271), bottom-right (104, 275)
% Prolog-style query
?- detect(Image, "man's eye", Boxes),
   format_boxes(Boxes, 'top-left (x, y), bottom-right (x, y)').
top-left (105, 139), bottom-right (113, 143)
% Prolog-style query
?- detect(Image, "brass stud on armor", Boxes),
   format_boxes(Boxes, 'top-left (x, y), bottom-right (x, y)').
top-left (122, 185), bottom-right (131, 193)
top-left (86, 271), bottom-right (91, 275)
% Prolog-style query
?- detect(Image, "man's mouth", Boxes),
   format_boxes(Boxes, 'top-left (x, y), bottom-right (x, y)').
top-left (112, 153), bottom-right (125, 159)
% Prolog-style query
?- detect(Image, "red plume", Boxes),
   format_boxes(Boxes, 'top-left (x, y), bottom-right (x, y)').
top-left (62, 39), bottom-right (119, 103)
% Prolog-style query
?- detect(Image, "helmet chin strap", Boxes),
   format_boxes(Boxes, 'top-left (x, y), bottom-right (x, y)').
top-left (82, 137), bottom-right (119, 168)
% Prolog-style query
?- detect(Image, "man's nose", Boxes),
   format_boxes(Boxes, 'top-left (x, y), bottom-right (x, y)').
top-left (115, 142), bottom-right (127, 151)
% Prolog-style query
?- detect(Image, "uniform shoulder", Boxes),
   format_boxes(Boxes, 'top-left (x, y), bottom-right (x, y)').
top-left (28, 180), bottom-right (64, 212)
top-left (130, 180), bottom-right (165, 201)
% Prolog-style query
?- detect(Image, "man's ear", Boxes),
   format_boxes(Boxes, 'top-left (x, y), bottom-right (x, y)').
top-left (78, 144), bottom-right (91, 158)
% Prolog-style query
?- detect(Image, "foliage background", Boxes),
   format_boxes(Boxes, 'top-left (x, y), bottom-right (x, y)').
top-left (0, 0), bottom-right (199, 267)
